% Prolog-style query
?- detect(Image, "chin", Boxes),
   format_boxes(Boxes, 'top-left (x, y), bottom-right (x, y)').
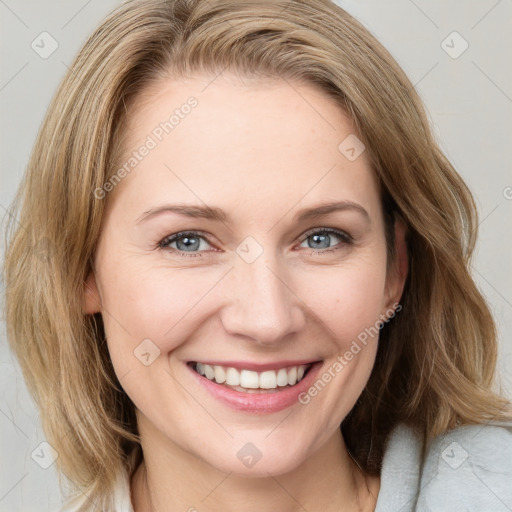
top-left (194, 433), bottom-right (312, 477)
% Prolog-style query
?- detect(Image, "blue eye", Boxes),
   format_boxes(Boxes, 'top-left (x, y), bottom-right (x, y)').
top-left (158, 227), bottom-right (353, 258)
top-left (159, 231), bottom-right (212, 254)
top-left (299, 228), bottom-right (353, 251)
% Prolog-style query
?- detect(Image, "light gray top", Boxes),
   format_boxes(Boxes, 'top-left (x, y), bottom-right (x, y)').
top-left (375, 421), bottom-right (512, 511)
top-left (61, 421), bottom-right (512, 511)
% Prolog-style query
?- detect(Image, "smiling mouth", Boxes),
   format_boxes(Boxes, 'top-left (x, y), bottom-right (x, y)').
top-left (189, 361), bottom-right (314, 394)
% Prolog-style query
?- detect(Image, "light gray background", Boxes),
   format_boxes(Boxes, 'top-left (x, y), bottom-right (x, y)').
top-left (1, 1), bottom-right (511, 510)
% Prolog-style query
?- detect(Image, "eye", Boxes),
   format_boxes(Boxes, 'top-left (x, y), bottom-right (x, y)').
top-left (158, 227), bottom-right (353, 258)
top-left (158, 231), bottom-right (214, 256)
top-left (298, 227), bottom-right (353, 252)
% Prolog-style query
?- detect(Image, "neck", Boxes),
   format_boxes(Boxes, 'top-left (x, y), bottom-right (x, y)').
top-left (131, 419), bottom-right (379, 512)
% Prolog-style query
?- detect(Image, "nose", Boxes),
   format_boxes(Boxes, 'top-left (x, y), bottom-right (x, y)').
top-left (219, 251), bottom-right (305, 346)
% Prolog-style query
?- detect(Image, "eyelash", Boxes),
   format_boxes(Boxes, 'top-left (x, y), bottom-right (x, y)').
top-left (157, 228), bottom-right (354, 258)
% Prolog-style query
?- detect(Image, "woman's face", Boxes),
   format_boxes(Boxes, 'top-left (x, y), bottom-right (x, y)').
top-left (84, 73), bottom-right (406, 476)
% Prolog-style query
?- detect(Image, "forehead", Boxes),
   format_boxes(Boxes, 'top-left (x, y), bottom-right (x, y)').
top-left (106, 73), bottom-right (381, 222)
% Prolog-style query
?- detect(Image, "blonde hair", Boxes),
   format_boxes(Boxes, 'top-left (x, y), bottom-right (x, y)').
top-left (3, 0), bottom-right (511, 508)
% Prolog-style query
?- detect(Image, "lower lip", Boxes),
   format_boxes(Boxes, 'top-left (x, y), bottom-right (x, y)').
top-left (188, 362), bottom-right (323, 414)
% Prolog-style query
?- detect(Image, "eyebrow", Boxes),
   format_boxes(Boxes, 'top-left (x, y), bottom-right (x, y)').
top-left (136, 200), bottom-right (370, 225)
top-left (136, 204), bottom-right (228, 224)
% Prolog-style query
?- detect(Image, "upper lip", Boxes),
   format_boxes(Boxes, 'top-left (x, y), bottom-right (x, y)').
top-left (187, 359), bottom-right (320, 372)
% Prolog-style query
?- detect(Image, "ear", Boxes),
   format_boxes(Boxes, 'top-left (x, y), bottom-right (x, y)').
top-left (83, 269), bottom-right (102, 314)
top-left (383, 215), bottom-right (409, 310)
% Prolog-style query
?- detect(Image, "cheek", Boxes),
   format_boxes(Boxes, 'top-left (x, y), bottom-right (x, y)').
top-left (291, 258), bottom-right (386, 417)
top-left (294, 257), bottom-right (388, 348)
top-left (97, 260), bottom-right (229, 360)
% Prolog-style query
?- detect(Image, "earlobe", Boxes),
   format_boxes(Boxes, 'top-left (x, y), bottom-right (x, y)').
top-left (83, 270), bottom-right (102, 314)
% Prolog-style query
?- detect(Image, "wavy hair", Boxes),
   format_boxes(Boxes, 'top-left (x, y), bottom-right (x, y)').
top-left (3, 0), bottom-right (511, 509)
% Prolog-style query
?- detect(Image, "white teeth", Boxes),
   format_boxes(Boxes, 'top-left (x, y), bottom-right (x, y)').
top-left (194, 362), bottom-right (310, 390)
top-left (287, 366), bottom-right (297, 386)
top-left (259, 370), bottom-right (277, 389)
top-left (276, 368), bottom-right (289, 386)
top-left (225, 367), bottom-right (240, 386)
top-left (214, 366), bottom-right (226, 384)
top-left (240, 370), bottom-right (259, 389)
top-left (204, 364), bottom-right (215, 380)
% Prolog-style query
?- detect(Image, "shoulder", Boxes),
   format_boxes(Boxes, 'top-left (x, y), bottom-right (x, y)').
top-left (417, 421), bottom-right (512, 511)
top-left (375, 421), bottom-right (512, 512)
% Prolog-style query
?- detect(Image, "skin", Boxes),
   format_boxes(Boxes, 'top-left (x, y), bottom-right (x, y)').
top-left (84, 72), bottom-right (408, 512)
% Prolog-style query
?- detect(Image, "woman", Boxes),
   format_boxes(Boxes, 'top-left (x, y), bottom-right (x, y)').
top-left (3, 0), bottom-right (511, 511)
